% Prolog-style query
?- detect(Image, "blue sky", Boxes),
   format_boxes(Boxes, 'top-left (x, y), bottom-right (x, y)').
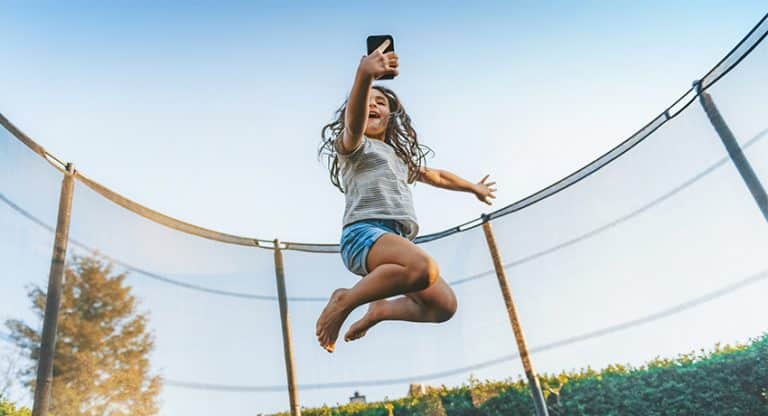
top-left (1, 2), bottom-right (767, 414)
top-left (2, 1), bottom-right (765, 241)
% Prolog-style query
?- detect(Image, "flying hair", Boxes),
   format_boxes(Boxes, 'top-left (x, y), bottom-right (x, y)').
top-left (318, 85), bottom-right (434, 193)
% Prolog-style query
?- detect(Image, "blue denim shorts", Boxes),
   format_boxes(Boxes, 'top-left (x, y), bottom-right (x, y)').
top-left (340, 219), bottom-right (407, 276)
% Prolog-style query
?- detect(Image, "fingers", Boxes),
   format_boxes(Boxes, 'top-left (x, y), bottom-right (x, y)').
top-left (381, 56), bottom-right (399, 78)
top-left (369, 50), bottom-right (398, 78)
top-left (477, 175), bottom-right (498, 205)
top-left (381, 52), bottom-right (398, 68)
top-left (375, 38), bottom-right (391, 54)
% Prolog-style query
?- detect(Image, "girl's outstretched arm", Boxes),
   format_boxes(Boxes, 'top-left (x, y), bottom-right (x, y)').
top-left (338, 40), bottom-right (399, 154)
top-left (418, 167), bottom-right (498, 205)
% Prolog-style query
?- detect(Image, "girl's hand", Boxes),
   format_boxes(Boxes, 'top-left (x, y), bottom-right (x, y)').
top-left (358, 39), bottom-right (399, 80)
top-left (473, 174), bottom-right (497, 205)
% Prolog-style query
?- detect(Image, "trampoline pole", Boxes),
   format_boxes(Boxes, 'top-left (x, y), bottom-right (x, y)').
top-left (32, 163), bottom-right (75, 416)
top-left (273, 240), bottom-right (301, 416)
top-left (697, 83), bottom-right (768, 223)
top-left (482, 219), bottom-right (549, 416)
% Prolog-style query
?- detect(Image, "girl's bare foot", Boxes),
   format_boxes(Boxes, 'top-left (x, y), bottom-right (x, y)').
top-left (344, 299), bottom-right (386, 342)
top-left (315, 288), bottom-right (351, 353)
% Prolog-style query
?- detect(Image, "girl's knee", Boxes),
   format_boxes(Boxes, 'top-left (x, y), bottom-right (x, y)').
top-left (406, 256), bottom-right (440, 290)
top-left (433, 292), bottom-right (457, 323)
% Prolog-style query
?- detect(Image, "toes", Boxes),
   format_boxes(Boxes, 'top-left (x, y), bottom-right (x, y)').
top-left (343, 321), bottom-right (366, 342)
top-left (344, 325), bottom-right (360, 341)
top-left (344, 332), bottom-right (361, 342)
top-left (343, 327), bottom-right (355, 342)
top-left (318, 327), bottom-right (337, 352)
top-left (317, 331), bottom-right (327, 348)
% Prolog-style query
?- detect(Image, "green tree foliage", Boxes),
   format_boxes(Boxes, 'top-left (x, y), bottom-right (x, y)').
top-left (0, 398), bottom-right (31, 416)
top-left (5, 256), bottom-right (161, 416)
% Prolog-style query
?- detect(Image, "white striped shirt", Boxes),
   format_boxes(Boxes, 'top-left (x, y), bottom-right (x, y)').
top-left (339, 136), bottom-right (419, 240)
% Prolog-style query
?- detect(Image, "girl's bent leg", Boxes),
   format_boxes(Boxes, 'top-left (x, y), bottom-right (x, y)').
top-left (344, 277), bottom-right (457, 342)
top-left (315, 233), bottom-right (441, 352)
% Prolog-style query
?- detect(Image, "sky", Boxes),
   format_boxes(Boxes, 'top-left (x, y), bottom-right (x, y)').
top-left (1, 1), bottom-right (767, 415)
top-left (1, 1), bottom-right (765, 242)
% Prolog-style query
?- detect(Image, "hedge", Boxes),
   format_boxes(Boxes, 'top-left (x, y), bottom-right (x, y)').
top-left (282, 333), bottom-right (768, 416)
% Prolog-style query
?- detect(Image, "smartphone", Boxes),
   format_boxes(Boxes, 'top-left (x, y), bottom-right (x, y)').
top-left (366, 35), bottom-right (396, 80)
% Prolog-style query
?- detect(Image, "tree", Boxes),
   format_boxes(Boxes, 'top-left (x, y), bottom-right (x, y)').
top-left (5, 255), bottom-right (161, 415)
top-left (0, 397), bottom-right (31, 416)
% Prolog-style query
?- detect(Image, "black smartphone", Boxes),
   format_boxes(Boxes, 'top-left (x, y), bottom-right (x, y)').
top-left (366, 34), bottom-right (395, 80)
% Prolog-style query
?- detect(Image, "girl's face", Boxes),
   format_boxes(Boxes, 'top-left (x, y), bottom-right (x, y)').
top-left (364, 88), bottom-right (391, 139)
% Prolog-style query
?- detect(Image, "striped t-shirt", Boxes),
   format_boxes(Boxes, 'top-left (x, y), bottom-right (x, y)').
top-left (339, 136), bottom-right (419, 240)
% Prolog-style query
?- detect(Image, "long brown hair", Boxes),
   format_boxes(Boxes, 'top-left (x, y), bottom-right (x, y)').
top-left (318, 85), bottom-right (433, 193)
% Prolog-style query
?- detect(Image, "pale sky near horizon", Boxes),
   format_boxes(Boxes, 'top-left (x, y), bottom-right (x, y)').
top-left (1, 2), bottom-right (767, 415)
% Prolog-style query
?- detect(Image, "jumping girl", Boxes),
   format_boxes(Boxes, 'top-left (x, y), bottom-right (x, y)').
top-left (316, 40), bottom-right (497, 353)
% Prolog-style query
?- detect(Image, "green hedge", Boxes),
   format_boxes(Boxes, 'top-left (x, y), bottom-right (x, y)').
top-left (285, 333), bottom-right (768, 416)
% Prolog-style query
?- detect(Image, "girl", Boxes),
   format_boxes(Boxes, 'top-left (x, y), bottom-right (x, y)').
top-left (316, 40), bottom-right (497, 353)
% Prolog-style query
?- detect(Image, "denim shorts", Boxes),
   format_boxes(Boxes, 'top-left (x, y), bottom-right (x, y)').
top-left (340, 219), bottom-right (407, 276)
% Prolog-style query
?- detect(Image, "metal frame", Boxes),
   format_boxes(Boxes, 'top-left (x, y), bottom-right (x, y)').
top-left (482, 218), bottom-right (549, 416)
top-left (32, 164), bottom-right (75, 416)
top-left (695, 82), bottom-right (768, 223)
top-left (273, 240), bottom-right (301, 416)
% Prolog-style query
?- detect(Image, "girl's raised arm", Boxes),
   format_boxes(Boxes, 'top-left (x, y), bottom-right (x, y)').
top-left (339, 39), bottom-right (399, 154)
